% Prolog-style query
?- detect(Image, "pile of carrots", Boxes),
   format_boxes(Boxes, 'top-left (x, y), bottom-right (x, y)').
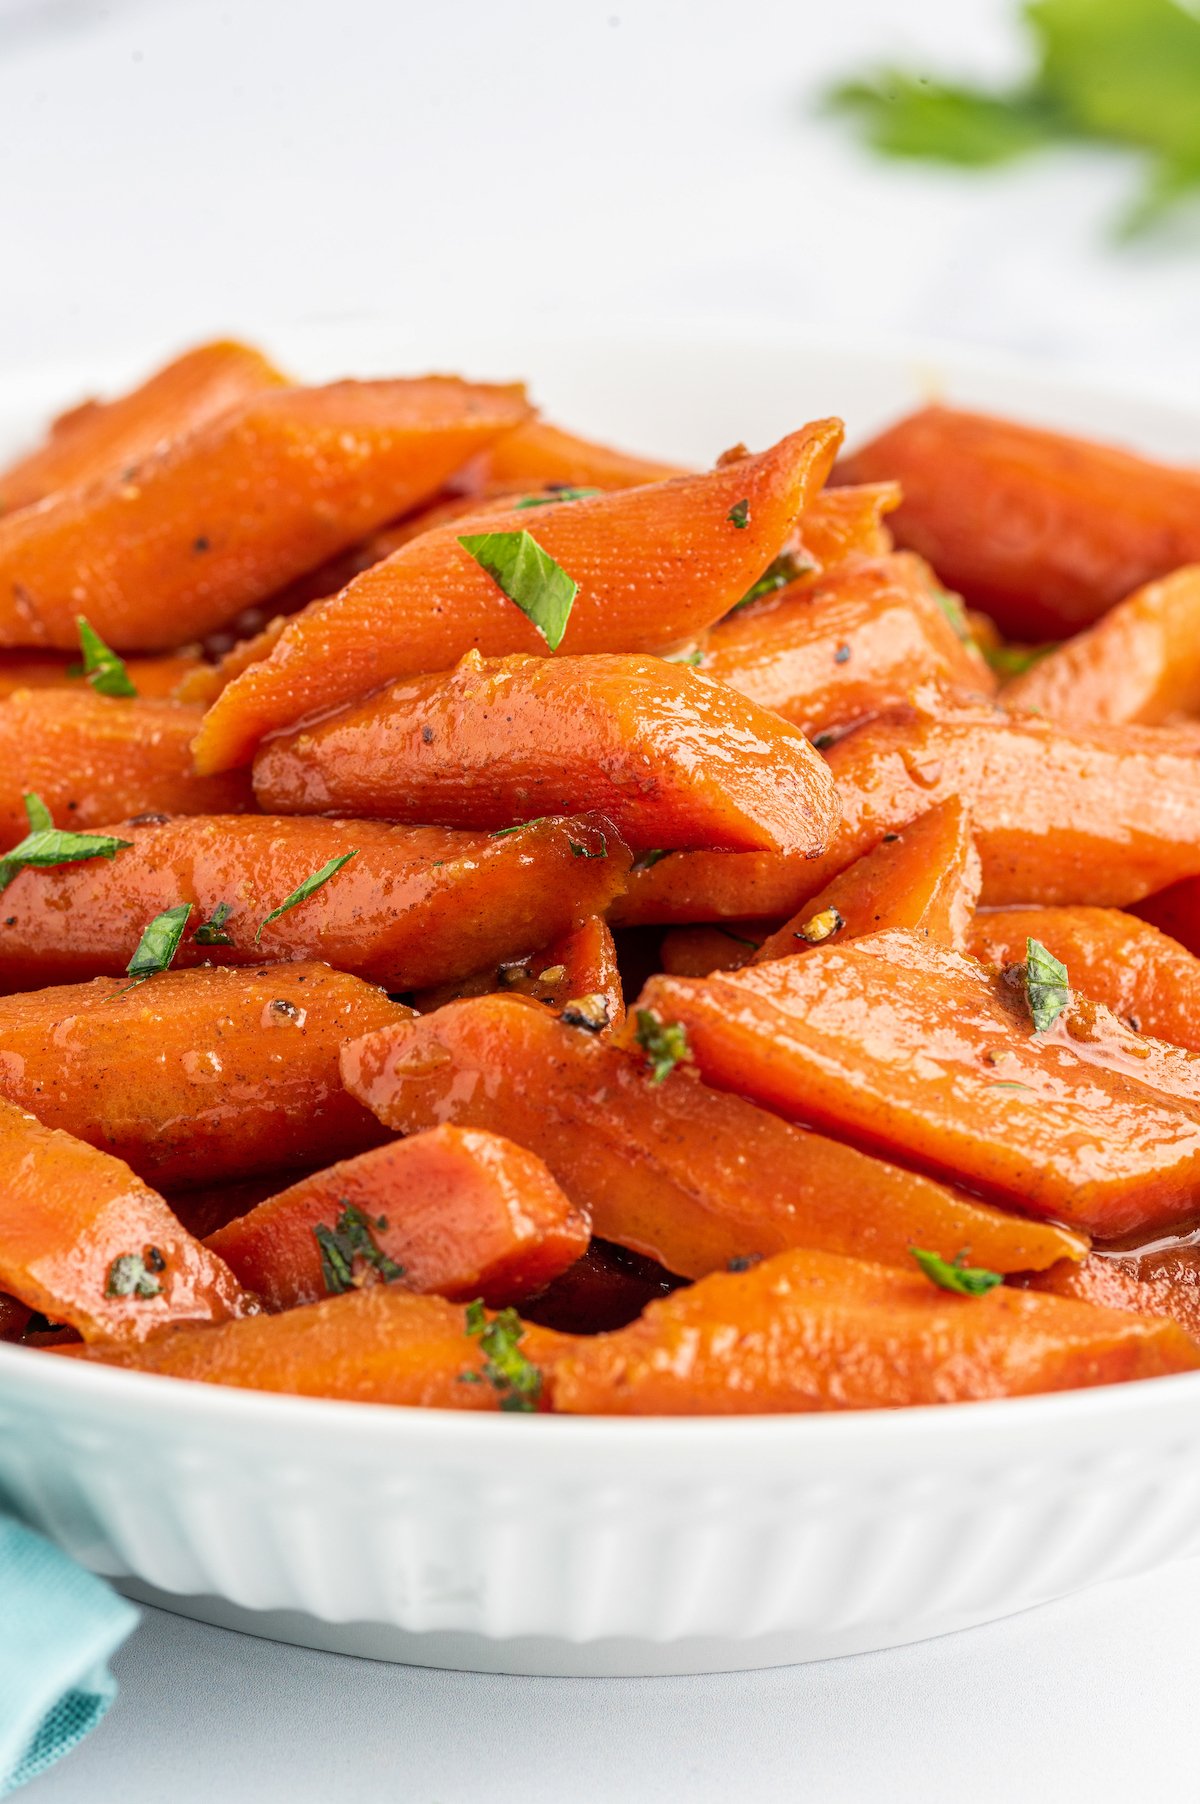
top-left (3, 339), bottom-right (1200, 1414)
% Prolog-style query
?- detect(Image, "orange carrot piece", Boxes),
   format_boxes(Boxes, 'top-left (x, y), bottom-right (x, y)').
top-left (252, 650), bottom-right (839, 856)
top-left (632, 929), bottom-right (1200, 1238)
top-left (412, 914), bottom-right (625, 1031)
top-left (659, 921), bottom-right (769, 976)
top-left (0, 377), bottom-right (532, 652)
top-left (792, 482), bottom-right (900, 569)
top-left (480, 418), bottom-right (686, 490)
top-left (341, 995), bottom-right (1085, 1279)
top-left (206, 1124), bottom-right (590, 1312)
top-left (0, 1097), bottom-right (251, 1342)
top-left (0, 339), bottom-right (287, 513)
top-left (1026, 1250), bottom-right (1200, 1344)
top-left (0, 963), bottom-right (404, 1188)
top-left (0, 691), bottom-right (252, 850)
top-left (552, 1248), bottom-right (1199, 1415)
top-left (0, 811), bottom-right (627, 992)
top-left (192, 420), bottom-right (843, 772)
top-left (0, 649), bottom-right (201, 700)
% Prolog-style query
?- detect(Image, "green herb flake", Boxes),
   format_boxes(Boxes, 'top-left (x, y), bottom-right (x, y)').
top-left (1025, 936), bottom-right (1070, 1034)
top-left (727, 499), bottom-right (751, 529)
top-left (911, 1247), bottom-right (1004, 1297)
top-left (634, 1008), bottom-right (693, 1084)
top-left (0, 793), bottom-right (132, 895)
top-left (569, 833), bottom-right (608, 860)
top-left (458, 529), bottom-right (578, 651)
top-left (630, 848), bottom-right (674, 872)
top-left (461, 1298), bottom-right (543, 1412)
top-left (105, 1251), bottom-right (164, 1300)
top-left (255, 851), bottom-right (358, 943)
top-left (314, 1201), bottom-right (405, 1296)
top-left (731, 550), bottom-right (811, 613)
top-left (932, 587), bottom-right (974, 644)
top-left (983, 641), bottom-right (1058, 679)
top-left (489, 818), bottom-right (546, 839)
top-left (514, 487), bottom-right (600, 509)
top-left (75, 615), bottom-right (136, 698)
top-left (194, 901), bottom-right (235, 946)
top-left (116, 903), bottom-right (193, 994)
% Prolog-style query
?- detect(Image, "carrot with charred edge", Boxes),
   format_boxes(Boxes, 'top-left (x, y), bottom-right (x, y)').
top-left (837, 404), bottom-right (1200, 639)
top-left (632, 929), bottom-right (1200, 1239)
top-left (193, 420), bottom-right (843, 772)
top-left (206, 1124), bottom-right (590, 1312)
top-left (62, 1286), bottom-right (574, 1409)
top-left (0, 811), bottom-right (629, 992)
top-left (0, 650), bottom-right (201, 700)
top-left (412, 914), bottom-right (626, 1031)
top-left (252, 650), bottom-right (840, 856)
top-left (480, 418), bottom-right (687, 490)
top-left (0, 377), bottom-right (533, 652)
top-left (0, 339), bottom-right (288, 514)
top-left (0, 1097), bottom-right (251, 1343)
top-left (701, 553), bottom-right (993, 738)
top-left (0, 964), bottom-right (405, 1188)
top-left (340, 995), bottom-right (1085, 1280)
top-left (752, 798), bottom-right (981, 962)
top-left (552, 1249), bottom-right (1199, 1415)
top-left (0, 691), bottom-right (252, 850)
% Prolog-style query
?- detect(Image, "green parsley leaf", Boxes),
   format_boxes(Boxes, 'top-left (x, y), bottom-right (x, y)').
top-left (121, 903), bottom-right (192, 991)
top-left (489, 818), bottom-right (546, 839)
top-left (731, 551), bottom-right (811, 613)
top-left (514, 487), bottom-right (600, 508)
top-left (727, 498), bottom-right (750, 529)
top-left (982, 641), bottom-right (1058, 679)
top-left (76, 615), bottom-right (137, 698)
top-left (314, 1202), bottom-right (405, 1295)
top-left (255, 850), bottom-right (358, 943)
top-left (633, 1008), bottom-right (693, 1084)
top-left (105, 1249), bottom-right (165, 1300)
top-left (0, 794), bottom-right (132, 894)
top-left (932, 587), bottom-right (975, 645)
top-left (911, 1247), bottom-right (1004, 1297)
top-left (22, 793), bottom-right (52, 833)
top-left (193, 901), bottom-right (235, 946)
top-left (462, 1299), bottom-right (543, 1412)
top-left (569, 833), bottom-right (608, 860)
top-left (630, 848), bottom-right (674, 872)
top-left (458, 529), bottom-right (579, 651)
top-left (1025, 936), bottom-right (1070, 1033)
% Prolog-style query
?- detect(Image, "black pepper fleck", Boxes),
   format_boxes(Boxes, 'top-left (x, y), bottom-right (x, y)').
top-left (833, 643), bottom-right (851, 664)
top-left (193, 535), bottom-right (210, 553)
top-left (421, 725), bottom-right (434, 744)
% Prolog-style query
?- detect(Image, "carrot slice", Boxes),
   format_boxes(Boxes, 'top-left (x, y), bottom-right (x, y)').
top-left (252, 650), bottom-right (839, 856)
top-left (64, 1286), bottom-right (573, 1408)
top-left (0, 339), bottom-right (287, 513)
top-left (659, 921), bottom-right (769, 976)
top-left (837, 405), bottom-right (1200, 639)
top-left (552, 1248), bottom-right (1199, 1414)
top-left (0, 1097), bottom-right (251, 1342)
top-left (340, 994), bottom-right (1085, 1279)
top-left (413, 914), bottom-right (626, 1031)
top-left (792, 482), bottom-right (900, 568)
top-left (1026, 1250), bottom-right (1200, 1343)
top-left (480, 418), bottom-right (686, 490)
top-left (0, 963), bottom-right (405, 1188)
top-left (0, 650), bottom-right (201, 700)
top-left (193, 420), bottom-right (843, 772)
top-left (0, 377), bottom-right (532, 652)
top-left (206, 1124), bottom-right (590, 1311)
top-left (632, 929), bottom-right (1200, 1238)
top-left (0, 811), bottom-right (628, 991)
top-left (0, 691), bottom-right (252, 849)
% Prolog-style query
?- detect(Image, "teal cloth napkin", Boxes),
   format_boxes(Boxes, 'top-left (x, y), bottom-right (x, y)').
top-left (0, 1520), bottom-right (137, 1795)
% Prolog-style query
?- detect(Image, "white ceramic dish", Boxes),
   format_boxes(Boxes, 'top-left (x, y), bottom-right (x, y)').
top-left (1, 320), bottom-right (1199, 1677)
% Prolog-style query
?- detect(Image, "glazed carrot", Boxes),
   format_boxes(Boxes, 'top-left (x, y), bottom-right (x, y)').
top-left (0, 691), bottom-right (252, 849)
top-left (0, 649), bottom-right (201, 700)
top-left (0, 811), bottom-right (628, 991)
top-left (0, 964), bottom-right (404, 1188)
top-left (341, 995), bottom-right (1085, 1278)
top-left (838, 405), bottom-right (1200, 640)
top-left (1026, 1250), bottom-right (1200, 1344)
top-left (175, 616), bottom-right (289, 707)
top-left (1002, 566), bottom-right (1200, 726)
top-left (792, 482), bottom-right (900, 569)
top-left (64, 1285), bottom-right (573, 1407)
top-left (192, 421), bottom-right (843, 772)
top-left (969, 907), bottom-right (1200, 1054)
top-left (252, 650), bottom-right (840, 856)
top-left (632, 929), bottom-right (1200, 1237)
top-left (659, 921), bottom-right (769, 977)
top-left (206, 1124), bottom-right (590, 1311)
top-left (1134, 879), bottom-right (1200, 959)
top-left (752, 798), bottom-right (981, 962)
top-left (552, 1248), bottom-right (1199, 1415)
top-left (480, 418), bottom-right (686, 489)
top-left (700, 553), bottom-right (993, 738)
top-left (0, 1097), bottom-right (251, 1343)
top-left (412, 914), bottom-right (626, 1031)
top-left (523, 1240), bottom-right (686, 1335)
top-left (0, 339), bottom-right (287, 514)
top-left (0, 377), bottom-right (533, 652)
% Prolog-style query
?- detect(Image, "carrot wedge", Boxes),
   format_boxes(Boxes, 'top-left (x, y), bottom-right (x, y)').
top-left (837, 405), bottom-right (1200, 639)
top-left (0, 1097), bottom-right (251, 1342)
top-left (193, 420), bottom-right (843, 771)
top-left (206, 1124), bottom-right (590, 1311)
top-left (631, 929), bottom-right (1200, 1238)
top-left (0, 339), bottom-right (287, 514)
top-left (0, 964), bottom-right (406, 1188)
top-left (0, 690), bottom-right (252, 849)
top-left (480, 418), bottom-right (687, 489)
top-left (552, 1249), bottom-right (1199, 1415)
top-left (0, 811), bottom-right (628, 991)
top-left (252, 650), bottom-right (839, 855)
top-left (412, 913), bottom-right (626, 1031)
top-left (0, 377), bottom-right (532, 652)
top-left (0, 650), bottom-right (201, 700)
top-left (64, 1286), bottom-right (572, 1408)
top-left (1026, 1251), bottom-right (1200, 1344)
top-left (340, 995), bottom-right (1085, 1279)
top-left (792, 482), bottom-right (900, 569)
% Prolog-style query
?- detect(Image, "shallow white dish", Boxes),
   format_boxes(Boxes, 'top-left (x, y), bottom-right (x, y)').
top-left (1, 320), bottom-right (1199, 1676)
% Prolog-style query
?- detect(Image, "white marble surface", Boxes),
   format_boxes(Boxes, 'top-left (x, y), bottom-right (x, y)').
top-left (4, 1), bottom-right (1200, 1797)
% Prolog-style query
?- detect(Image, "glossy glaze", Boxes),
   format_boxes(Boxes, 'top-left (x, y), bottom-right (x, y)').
top-left (412, 913), bottom-right (626, 1030)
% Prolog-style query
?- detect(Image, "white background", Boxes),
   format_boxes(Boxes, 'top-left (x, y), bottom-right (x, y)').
top-left (4, 1), bottom-right (1200, 1798)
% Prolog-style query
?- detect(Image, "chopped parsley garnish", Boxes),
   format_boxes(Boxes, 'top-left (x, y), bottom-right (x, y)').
top-left (116, 903), bottom-right (193, 994)
top-left (314, 1201), bottom-right (405, 1295)
top-left (715, 925), bottom-right (762, 950)
top-left (911, 1247), bottom-right (1004, 1297)
top-left (634, 1008), bottom-right (693, 1084)
top-left (983, 641), bottom-right (1057, 679)
top-left (105, 1250), bottom-right (164, 1300)
top-left (630, 848), bottom-right (674, 872)
top-left (193, 901), bottom-right (235, 946)
top-left (461, 1299), bottom-right (543, 1411)
top-left (75, 615), bottom-right (136, 697)
top-left (731, 550), bottom-right (810, 613)
top-left (255, 850), bottom-right (358, 942)
top-left (489, 818), bottom-right (546, 838)
top-left (514, 487), bottom-right (600, 508)
top-left (932, 587), bottom-right (975, 644)
top-left (727, 498), bottom-right (750, 529)
top-left (569, 833), bottom-right (608, 860)
top-left (0, 793), bottom-right (132, 894)
top-left (458, 529), bottom-right (578, 651)
top-left (1024, 936), bottom-right (1070, 1033)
